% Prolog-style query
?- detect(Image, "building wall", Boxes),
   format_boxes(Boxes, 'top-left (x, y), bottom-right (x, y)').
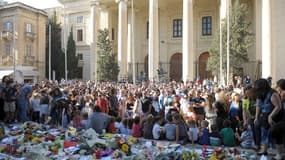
top-left (55, 0), bottom-right (284, 82)
top-left (0, 3), bottom-right (47, 82)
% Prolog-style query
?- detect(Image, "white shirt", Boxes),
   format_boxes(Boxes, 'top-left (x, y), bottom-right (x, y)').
top-left (152, 123), bottom-right (162, 140)
top-left (189, 127), bottom-right (199, 141)
top-left (31, 98), bottom-right (41, 112)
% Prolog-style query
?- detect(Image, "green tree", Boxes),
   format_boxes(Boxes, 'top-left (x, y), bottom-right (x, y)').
top-left (66, 28), bottom-right (82, 79)
top-left (97, 29), bottom-right (119, 82)
top-left (207, 0), bottom-right (253, 76)
top-left (45, 11), bottom-right (65, 80)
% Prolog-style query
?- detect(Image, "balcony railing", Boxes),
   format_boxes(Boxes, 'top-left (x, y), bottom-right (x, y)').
top-left (25, 32), bottom-right (36, 41)
top-left (1, 31), bottom-right (13, 41)
top-left (24, 55), bottom-right (35, 65)
top-left (2, 55), bottom-right (13, 65)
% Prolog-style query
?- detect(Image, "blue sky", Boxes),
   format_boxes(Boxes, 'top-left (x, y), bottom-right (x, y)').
top-left (6, 0), bottom-right (62, 9)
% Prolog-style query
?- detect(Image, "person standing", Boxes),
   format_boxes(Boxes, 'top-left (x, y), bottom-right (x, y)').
top-left (254, 79), bottom-right (282, 155)
top-left (271, 79), bottom-right (285, 160)
top-left (17, 85), bottom-right (33, 122)
top-left (3, 81), bottom-right (17, 123)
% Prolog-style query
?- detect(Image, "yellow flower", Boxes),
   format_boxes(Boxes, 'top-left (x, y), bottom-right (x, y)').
top-left (121, 143), bottom-right (129, 153)
top-left (128, 137), bottom-right (136, 144)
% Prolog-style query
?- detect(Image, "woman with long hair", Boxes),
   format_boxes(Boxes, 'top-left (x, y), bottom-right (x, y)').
top-left (271, 79), bottom-right (285, 160)
top-left (254, 79), bottom-right (282, 155)
top-left (205, 94), bottom-right (217, 127)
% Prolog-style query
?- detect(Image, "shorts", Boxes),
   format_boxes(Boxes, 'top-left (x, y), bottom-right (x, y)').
top-left (4, 101), bottom-right (16, 112)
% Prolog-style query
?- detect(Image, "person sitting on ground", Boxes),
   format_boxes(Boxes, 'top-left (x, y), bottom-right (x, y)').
top-left (131, 116), bottom-right (142, 138)
top-left (209, 124), bottom-right (221, 146)
top-left (235, 124), bottom-right (255, 149)
top-left (152, 116), bottom-right (165, 140)
top-left (119, 118), bottom-right (130, 135)
top-left (89, 105), bottom-right (110, 134)
top-left (164, 114), bottom-right (176, 141)
top-left (220, 119), bottom-right (235, 147)
top-left (173, 113), bottom-right (188, 144)
top-left (188, 120), bottom-right (199, 144)
top-left (142, 114), bottom-right (154, 139)
top-left (107, 116), bottom-right (117, 134)
top-left (81, 112), bottom-right (90, 129)
top-left (198, 120), bottom-right (210, 145)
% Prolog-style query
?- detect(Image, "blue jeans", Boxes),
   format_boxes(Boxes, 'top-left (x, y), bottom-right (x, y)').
top-left (261, 127), bottom-right (269, 145)
top-left (17, 98), bottom-right (28, 122)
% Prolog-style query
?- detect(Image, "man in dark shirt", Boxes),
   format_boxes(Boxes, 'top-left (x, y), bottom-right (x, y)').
top-left (3, 81), bottom-right (17, 123)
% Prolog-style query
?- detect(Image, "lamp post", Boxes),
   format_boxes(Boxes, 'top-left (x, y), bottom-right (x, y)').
top-left (131, 0), bottom-right (136, 84)
top-left (48, 24), bottom-right (51, 80)
top-left (63, 5), bottom-right (68, 81)
top-left (13, 16), bottom-right (16, 81)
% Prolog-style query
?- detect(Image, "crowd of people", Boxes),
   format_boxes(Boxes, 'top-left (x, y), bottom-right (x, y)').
top-left (0, 75), bottom-right (284, 160)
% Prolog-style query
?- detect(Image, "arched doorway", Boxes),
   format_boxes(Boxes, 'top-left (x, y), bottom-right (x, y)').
top-left (170, 53), bottom-right (182, 81)
top-left (198, 52), bottom-right (212, 80)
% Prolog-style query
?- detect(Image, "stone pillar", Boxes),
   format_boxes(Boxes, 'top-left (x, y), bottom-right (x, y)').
top-left (148, 0), bottom-right (159, 81)
top-left (100, 6), bottom-right (110, 30)
top-left (218, 0), bottom-right (227, 85)
top-left (271, 0), bottom-right (285, 81)
top-left (90, 0), bottom-right (100, 80)
top-left (127, 11), bottom-right (132, 74)
top-left (117, 0), bottom-right (128, 80)
top-left (261, 0), bottom-right (271, 78)
top-left (182, 0), bottom-right (195, 82)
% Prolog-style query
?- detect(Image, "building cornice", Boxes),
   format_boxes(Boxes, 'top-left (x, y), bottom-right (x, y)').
top-left (0, 2), bottom-right (47, 17)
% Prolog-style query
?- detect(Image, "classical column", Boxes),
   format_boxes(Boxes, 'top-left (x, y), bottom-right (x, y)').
top-left (261, 0), bottom-right (271, 78)
top-left (271, 0), bottom-right (285, 81)
top-left (90, 0), bottom-right (100, 80)
top-left (182, 0), bottom-right (195, 82)
top-left (148, 0), bottom-right (159, 81)
top-left (219, 0), bottom-right (227, 85)
top-left (117, 0), bottom-right (128, 80)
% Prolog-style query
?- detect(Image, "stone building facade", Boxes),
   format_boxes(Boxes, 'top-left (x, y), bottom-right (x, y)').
top-left (0, 2), bottom-right (47, 83)
top-left (54, 0), bottom-right (285, 83)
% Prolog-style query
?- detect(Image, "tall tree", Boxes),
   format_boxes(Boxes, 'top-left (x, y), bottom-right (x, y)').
top-left (97, 29), bottom-right (119, 82)
top-left (66, 28), bottom-right (82, 79)
top-left (45, 11), bottom-right (65, 80)
top-left (207, 0), bottom-right (253, 76)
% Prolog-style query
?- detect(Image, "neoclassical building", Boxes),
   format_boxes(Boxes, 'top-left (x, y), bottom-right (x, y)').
top-left (54, 0), bottom-right (285, 83)
top-left (0, 2), bottom-right (47, 83)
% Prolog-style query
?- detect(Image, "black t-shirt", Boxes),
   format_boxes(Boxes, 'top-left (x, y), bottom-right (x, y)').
top-left (214, 101), bottom-right (228, 119)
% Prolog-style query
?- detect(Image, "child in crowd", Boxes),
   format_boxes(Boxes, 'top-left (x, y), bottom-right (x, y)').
top-left (164, 114), bottom-right (176, 141)
top-left (72, 110), bottom-right (83, 129)
top-left (31, 92), bottom-right (41, 123)
top-left (173, 114), bottom-right (188, 144)
top-left (220, 120), bottom-right (235, 147)
top-left (188, 120), bottom-right (199, 144)
top-left (142, 114), bottom-right (154, 139)
top-left (131, 116), bottom-right (142, 137)
top-left (119, 118), bottom-right (130, 135)
top-left (209, 124), bottom-right (221, 146)
top-left (152, 116), bottom-right (165, 140)
top-left (107, 117), bottom-right (117, 134)
top-left (198, 120), bottom-right (210, 145)
top-left (235, 125), bottom-right (255, 149)
top-left (81, 112), bottom-right (90, 129)
top-left (114, 117), bottom-right (122, 133)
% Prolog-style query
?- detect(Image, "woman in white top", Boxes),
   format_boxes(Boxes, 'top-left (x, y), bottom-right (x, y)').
top-left (204, 94), bottom-right (217, 127)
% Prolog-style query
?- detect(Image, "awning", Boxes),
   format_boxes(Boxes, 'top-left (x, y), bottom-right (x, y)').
top-left (0, 70), bottom-right (14, 79)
